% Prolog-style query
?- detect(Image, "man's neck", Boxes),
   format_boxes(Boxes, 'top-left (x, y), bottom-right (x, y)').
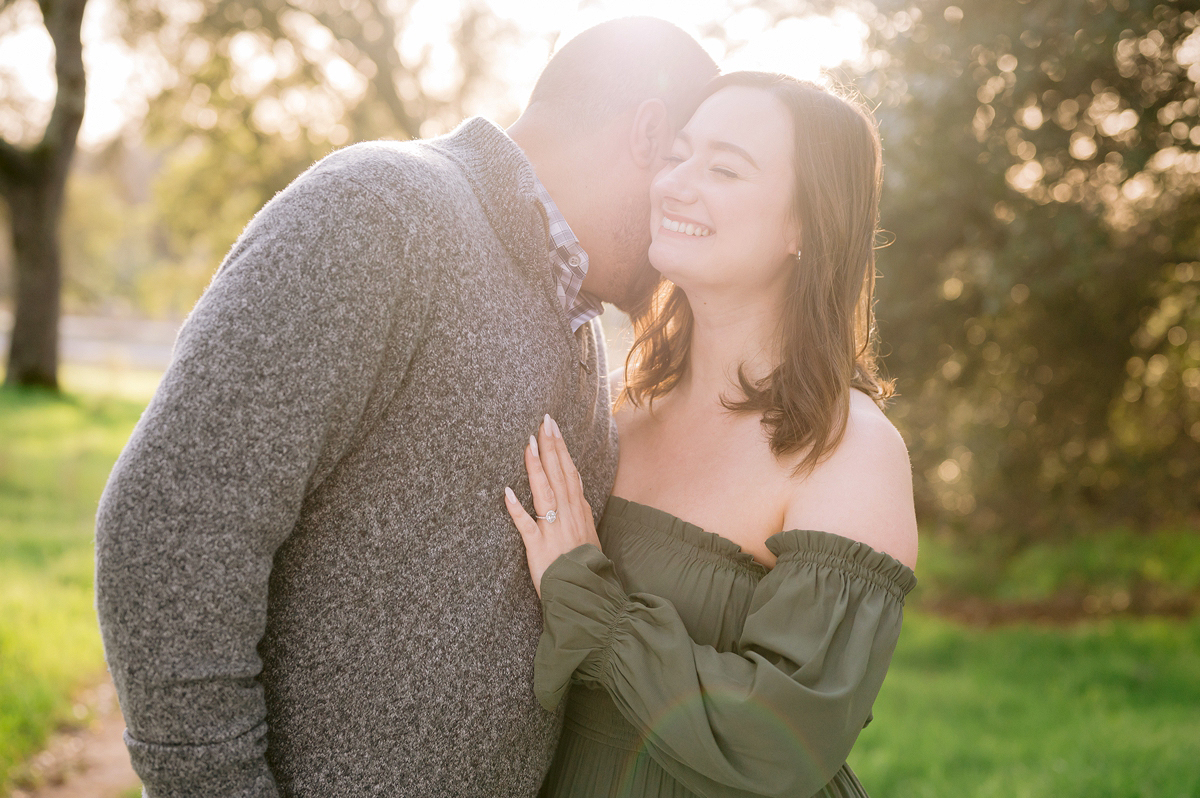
top-left (507, 110), bottom-right (615, 243)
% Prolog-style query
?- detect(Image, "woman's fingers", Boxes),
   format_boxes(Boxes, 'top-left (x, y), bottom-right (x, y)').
top-left (504, 486), bottom-right (540, 539)
top-left (524, 434), bottom-right (556, 518)
top-left (507, 416), bottom-right (600, 598)
top-left (542, 415), bottom-right (588, 518)
top-left (505, 486), bottom-right (547, 597)
top-left (549, 420), bottom-right (585, 506)
top-left (536, 415), bottom-right (562, 478)
top-left (536, 415), bottom-right (570, 507)
top-left (539, 416), bottom-right (596, 538)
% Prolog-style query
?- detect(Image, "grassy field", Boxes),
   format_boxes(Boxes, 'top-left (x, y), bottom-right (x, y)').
top-left (0, 378), bottom-right (147, 786)
top-left (850, 613), bottom-right (1200, 797)
top-left (1, 374), bottom-right (1198, 796)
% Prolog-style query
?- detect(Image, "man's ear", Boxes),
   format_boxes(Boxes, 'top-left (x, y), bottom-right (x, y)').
top-left (628, 99), bottom-right (671, 169)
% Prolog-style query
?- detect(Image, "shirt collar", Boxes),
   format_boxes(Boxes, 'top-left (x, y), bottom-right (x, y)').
top-left (532, 178), bottom-right (603, 332)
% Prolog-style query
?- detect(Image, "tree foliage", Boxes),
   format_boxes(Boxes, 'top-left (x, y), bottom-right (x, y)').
top-left (840, 0), bottom-right (1200, 536)
top-left (129, 0), bottom-right (523, 276)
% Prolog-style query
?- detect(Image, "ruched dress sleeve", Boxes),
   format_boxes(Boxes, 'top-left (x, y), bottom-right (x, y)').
top-left (533, 529), bottom-right (916, 798)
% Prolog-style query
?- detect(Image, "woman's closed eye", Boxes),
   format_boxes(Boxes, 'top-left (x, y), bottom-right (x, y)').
top-left (710, 166), bottom-right (740, 179)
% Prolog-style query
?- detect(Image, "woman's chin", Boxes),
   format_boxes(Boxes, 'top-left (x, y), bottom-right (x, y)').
top-left (646, 263), bottom-right (688, 290)
top-left (651, 259), bottom-right (718, 293)
top-left (648, 249), bottom-right (698, 287)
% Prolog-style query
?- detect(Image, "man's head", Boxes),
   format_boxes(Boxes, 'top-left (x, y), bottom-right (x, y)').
top-left (508, 17), bottom-right (718, 312)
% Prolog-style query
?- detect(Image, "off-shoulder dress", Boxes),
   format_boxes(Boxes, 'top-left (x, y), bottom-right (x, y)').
top-left (534, 497), bottom-right (916, 798)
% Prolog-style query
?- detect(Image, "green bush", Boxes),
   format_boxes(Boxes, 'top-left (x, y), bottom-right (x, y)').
top-left (913, 525), bottom-right (1200, 608)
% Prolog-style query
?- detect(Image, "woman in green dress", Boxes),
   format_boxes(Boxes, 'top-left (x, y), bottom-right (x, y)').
top-left (503, 71), bottom-right (918, 798)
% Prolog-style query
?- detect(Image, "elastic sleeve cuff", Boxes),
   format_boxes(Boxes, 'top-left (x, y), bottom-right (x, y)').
top-left (533, 544), bottom-right (631, 710)
top-left (125, 723), bottom-right (280, 797)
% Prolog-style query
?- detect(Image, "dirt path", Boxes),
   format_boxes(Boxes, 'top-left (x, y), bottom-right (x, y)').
top-left (7, 676), bottom-right (140, 798)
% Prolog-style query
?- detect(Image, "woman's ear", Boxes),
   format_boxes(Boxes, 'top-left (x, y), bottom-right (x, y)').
top-left (787, 221), bottom-right (803, 262)
top-left (628, 98), bottom-right (671, 169)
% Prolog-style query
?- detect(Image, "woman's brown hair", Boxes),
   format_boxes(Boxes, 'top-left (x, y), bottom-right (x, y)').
top-left (621, 71), bottom-right (894, 474)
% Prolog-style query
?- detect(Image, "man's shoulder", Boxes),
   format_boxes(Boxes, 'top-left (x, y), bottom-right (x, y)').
top-left (301, 139), bottom-right (464, 203)
top-left (245, 118), bottom-right (535, 262)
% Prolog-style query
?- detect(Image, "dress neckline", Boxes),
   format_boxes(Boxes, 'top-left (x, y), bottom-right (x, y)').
top-left (605, 495), bottom-right (917, 591)
top-left (604, 496), bottom-right (783, 572)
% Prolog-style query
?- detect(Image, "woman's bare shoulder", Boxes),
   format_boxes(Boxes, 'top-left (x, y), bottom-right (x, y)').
top-left (781, 391), bottom-right (919, 569)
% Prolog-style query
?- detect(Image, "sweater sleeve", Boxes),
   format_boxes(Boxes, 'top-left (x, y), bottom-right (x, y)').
top-left (95, 163), bottom-right (432, 797)
top-left (533, 532), bottom-right (916, 798)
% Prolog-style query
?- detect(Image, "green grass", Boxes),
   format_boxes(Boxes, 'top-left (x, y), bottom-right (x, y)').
top-left (0, 383), bottom-right (146, 784)
top-left (851, 612), bottom-right (1200, 797)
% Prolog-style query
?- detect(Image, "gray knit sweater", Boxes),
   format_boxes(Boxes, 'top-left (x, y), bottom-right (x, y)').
top-left (95, 118), bottom-right (619, 797)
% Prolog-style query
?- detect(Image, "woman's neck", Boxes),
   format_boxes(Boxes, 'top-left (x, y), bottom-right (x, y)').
top-left (674, 287), bottom-right (783, 409)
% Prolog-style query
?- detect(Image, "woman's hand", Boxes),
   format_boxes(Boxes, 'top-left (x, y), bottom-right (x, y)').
top-left (505, 414), bottom-right (600, 597)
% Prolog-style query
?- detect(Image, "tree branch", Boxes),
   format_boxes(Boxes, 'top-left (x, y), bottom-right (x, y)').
top-left (310, 1), bottom-right (424, 139)
top-left (39, 0), bottom-right (88, 182)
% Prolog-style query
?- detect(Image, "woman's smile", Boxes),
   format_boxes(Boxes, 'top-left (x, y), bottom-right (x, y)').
top-left (659, 215), bottom-right (713, 237)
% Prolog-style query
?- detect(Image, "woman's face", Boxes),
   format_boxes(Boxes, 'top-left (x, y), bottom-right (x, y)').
top-left (648, 86), bottom-right (800, 299)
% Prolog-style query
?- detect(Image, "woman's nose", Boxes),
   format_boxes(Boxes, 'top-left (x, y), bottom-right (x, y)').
top-left (654, 162), bottom-right (697, 204)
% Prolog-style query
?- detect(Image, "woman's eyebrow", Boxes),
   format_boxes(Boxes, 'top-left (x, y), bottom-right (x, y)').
top-left (711, 141), bottom-right (759, 169)
top-left (676, 131), bottom-right (759, 169)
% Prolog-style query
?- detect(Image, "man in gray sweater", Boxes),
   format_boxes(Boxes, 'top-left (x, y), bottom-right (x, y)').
top-left (95, 18), bottom-right (716, 798)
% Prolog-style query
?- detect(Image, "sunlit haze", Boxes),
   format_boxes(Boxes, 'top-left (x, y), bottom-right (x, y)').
top-left (0, 0), bottom-right (867, 149)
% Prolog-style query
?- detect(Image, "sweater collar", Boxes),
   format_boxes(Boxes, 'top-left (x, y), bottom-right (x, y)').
top-left (428, 117), bottom-right (549, 276)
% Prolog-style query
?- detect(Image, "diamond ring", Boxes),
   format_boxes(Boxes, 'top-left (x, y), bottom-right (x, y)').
top-left (535, 509), bottom-right (558, 523)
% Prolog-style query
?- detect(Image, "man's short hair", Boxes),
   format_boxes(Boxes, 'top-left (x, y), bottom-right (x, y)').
top-left (528, 17), bottom-right (719, 133)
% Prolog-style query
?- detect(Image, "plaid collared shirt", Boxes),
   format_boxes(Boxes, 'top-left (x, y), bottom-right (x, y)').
top-left (534, 178), bottom-right (603, 333)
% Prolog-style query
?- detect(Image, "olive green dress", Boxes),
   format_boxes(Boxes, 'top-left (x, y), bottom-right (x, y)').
top-left (534, 497), bottom-right (916, 798)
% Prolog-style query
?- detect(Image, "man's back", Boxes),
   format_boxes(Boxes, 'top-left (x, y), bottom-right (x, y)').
top-left (96, 119), bottom-right (618, 797)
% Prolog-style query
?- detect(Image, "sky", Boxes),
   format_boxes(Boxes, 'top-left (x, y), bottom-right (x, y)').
top-left (0, 0), bottom-right (869, 149)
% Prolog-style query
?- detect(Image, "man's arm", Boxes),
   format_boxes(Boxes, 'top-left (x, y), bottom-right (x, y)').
top-left (96, 160), bottom-right (430, 797)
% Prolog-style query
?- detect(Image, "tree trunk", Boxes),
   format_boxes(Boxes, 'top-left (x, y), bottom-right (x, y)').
top-left (0, 0), bottom-right (88, 390)
top-left (4, 179), bottom-right (64, 388)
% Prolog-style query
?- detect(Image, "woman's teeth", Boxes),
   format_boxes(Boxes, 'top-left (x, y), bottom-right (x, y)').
top-left (661, 218), bottom-right (712, 237)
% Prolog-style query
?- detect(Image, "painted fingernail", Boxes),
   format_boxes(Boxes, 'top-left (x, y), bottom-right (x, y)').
top-left (504, 486), bottom-right (516, 503)
top-left (543, 413), bottom-right (552, 433)
top-left (529, 435), bottom-right (539, 456)
top-left (549, 416), bottom-right (561, 438)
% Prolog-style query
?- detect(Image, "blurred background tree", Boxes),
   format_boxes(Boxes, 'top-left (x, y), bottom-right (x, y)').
top-left (809, 0), bottom-right (1199, 541)
top-left (130, 0), bottom-right (521, 312)
top-left (2, 0), bottom-right (525, 330)
top-left (50, 0), bottom-right (522, 320)
top-left (1, 0), bottom-right (88, 388)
